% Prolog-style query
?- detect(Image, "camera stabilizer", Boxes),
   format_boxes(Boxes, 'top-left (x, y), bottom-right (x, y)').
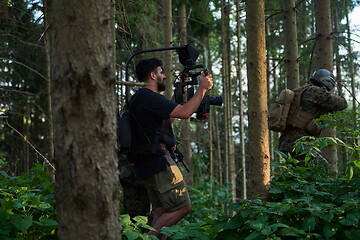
top-left (174, 44), bottom-right (223, 120)
top-left (123, 44), bottom-right (222, 119)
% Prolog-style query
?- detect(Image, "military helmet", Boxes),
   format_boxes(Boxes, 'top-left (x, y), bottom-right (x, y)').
top-left (310, 69), bottom-right (336, 91)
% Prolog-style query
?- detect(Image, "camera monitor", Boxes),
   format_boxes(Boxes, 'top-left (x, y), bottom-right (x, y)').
top-left (178, 44), bottom-right (200, 68)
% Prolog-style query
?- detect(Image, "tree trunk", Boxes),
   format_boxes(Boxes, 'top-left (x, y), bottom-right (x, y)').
top-left (51, 1), bottom-right (120, 239)
top-left (333, 7), bottom-right (347, 174)
top-left (344, 5), bottom-right (357, 129)
top-left (163, 0), bottom-right (173, 99)
top-left (246, 0), bottom-right (270, 200)
top-left (222, 0), bottom-right (236, 203)
top-left (214, 110), bottom-right (223, 186)
top-left (314, 0), bottom-right (338, 175)
top-left (283, 0), bottom-right (299, 89)
top-left (43, 0), bottom-right (54, 166)
top-left (236, 0), bottom-right (246, 200)
top-left (206, 37), bottom-right (214, 184)
top-left (177, 3), bottom-right (193, 184)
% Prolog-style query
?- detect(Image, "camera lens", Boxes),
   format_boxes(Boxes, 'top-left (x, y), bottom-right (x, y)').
top-left (209, 96), bottom-right (223, 106)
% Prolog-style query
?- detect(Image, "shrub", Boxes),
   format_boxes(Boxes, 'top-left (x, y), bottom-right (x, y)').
top-left (0, 163), bottom-right (57, 239)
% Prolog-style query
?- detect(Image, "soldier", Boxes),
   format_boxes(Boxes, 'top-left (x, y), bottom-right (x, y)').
top-left (279, 69), bottom-right (347, 158)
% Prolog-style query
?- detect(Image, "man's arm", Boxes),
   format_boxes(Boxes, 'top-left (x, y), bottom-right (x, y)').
top-left (170, 74), bottom-right (213, 119)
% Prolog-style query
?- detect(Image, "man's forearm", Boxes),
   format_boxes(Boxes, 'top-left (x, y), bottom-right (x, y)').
top-left (184, 87), bottom-right (207, 112)
top-left (170, 88), bottom-right (207, 119)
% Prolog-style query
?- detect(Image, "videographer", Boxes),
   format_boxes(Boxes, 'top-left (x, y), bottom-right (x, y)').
top-left (128, 57), bottom-right (213, 239)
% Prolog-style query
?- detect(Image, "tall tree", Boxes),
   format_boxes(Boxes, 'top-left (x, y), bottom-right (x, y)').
top-left (163, 0), bottom-right (173, 99)
top-left (221, 0), bottom-right (236, 203)
top-left (344, 1), bottom-right (357, 128)
top-left (283, 0), bottom-right (300, 89)
top-left (42, 0), bottom-right (54, 165)
top-left (246, 0), bottom-right (270, 199)
top-left (314, 0), bottom-right (338, 174)
top-left (236, 0), bottom-right (247, 200)
top-left (178, 3), bottom-right (194, 183)
top-left (50, 0), bottom-right (120, 239)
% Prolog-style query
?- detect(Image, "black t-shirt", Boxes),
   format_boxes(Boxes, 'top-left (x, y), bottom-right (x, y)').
top-left (129, 88), bottom-right (178, 180)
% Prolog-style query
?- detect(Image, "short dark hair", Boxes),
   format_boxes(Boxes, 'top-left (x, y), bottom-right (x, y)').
top-left (135, 58), bottom-right (163, 82)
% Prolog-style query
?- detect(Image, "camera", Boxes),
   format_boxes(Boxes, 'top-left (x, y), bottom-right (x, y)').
top-left (174, 45), bottom-right (223, 120)
top-left (123, 44), bottom-right (223, 120)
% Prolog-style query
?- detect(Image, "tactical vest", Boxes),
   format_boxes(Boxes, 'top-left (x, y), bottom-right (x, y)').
top-left (286, 86), bottom-right (322, 136)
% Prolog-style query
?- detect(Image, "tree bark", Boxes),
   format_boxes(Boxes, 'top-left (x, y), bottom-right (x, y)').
top-left (177, 3), bottom-right (193, 184)
top-left (283, 0), bottom-right (300, 89)
top-left (51, 0), bottom-right (120, 239)
top-left (222, 0), bottom-right (236, 203)
top-left (43, 0), bottom-right (54, 166)
top-left (236, 0), bottom-right (247, 200)
top-left (163, 0), bottom-right (173, 99)
top-left (246, 0), bottom-right (270, 200)
top-left (214, 110), bottom-right (223, 186)
top-left (344, 4), bottom-right (357, 129)
top-left (314, 0), bottom-right (338, 175)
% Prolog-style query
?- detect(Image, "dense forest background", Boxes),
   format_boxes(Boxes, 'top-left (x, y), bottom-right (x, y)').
top-left (1, 0), bottom-right (360, 239)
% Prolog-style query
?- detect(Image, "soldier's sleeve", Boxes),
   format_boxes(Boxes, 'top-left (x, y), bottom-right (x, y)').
top-left (309, 86), bottom-right (347, 112)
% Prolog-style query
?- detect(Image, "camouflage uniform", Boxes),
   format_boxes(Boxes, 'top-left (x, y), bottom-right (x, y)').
top-left (119, 153), bottom-right (150, 218)
top-left (279, 84), bottom-right (347, 156)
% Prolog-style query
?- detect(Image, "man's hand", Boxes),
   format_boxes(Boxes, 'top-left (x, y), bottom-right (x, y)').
top-left (170, 72), bottom-right (213, 119)
top-left (199, 73), bottom-right (213, 91)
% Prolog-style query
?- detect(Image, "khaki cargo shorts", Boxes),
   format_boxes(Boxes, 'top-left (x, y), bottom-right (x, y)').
top-left (142, 149), bottom-right (191, 212)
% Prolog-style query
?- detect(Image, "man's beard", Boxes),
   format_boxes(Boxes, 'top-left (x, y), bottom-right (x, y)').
top-left (157, 77), bottom-right (166, 92)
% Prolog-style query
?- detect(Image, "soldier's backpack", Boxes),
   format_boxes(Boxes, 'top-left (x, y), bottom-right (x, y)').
top-left (268, 89), bottom-right (296, 132)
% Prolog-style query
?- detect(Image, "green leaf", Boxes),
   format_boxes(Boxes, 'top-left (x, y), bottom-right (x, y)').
top-left (340, 212), bottom-right (360, 226)
top-left (322, 224), bottom-right (336, 239)
top-left (13, 215), bottom-right (33, 233)
top-left (260, 226), bottom-right (273, 235)
top-left (0, 235), bottom-right (12, 240)
top-left (320, 212), bottom-right (334, 222)
top-left (249, 220), bottom-right (266, 231)
top-left (280, 227), bottom-right (306, 237)
top-left (302, 216), bottom-right (316, 231)
top-left (133, 215), bottom-right (148, 226)
top-left (244, 231), bottom-right (262, 240)
top-left (0, 222), bottom-right (12, 235)
top-left (123, 228), bottom-right (140, 240)
top-left (35, 202), bottom-right (52, 210)
top-left (353, 160), bottom-right (360, 168)
top-left (160, 227), bottom-right (176, 236)
top-left (0, 171), bottom-right (10, 179)
top-left (12, 199), bottom-right (27, 208)
top-left (121, 214), bottom-right (132, 227)
top-left (172, 232), bottom-right (188, 239)
top-left (219, 214), bottom-right (244, 230)
top-left (269, 185), bottom-right (283, 194)
top-left (33, 217), bottom-right (58, 227)
top-left (346, 166), bottom-right (354, 180)
top-left (344, 229), bottom-right (360, 239)
top-left (0, 210), bottom-right (8, 224)
top-left (268, 223), bottom-right (289, 235)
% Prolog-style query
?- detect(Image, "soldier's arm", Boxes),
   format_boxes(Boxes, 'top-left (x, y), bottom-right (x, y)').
top-left (310, 86), bottom-right (347, 112)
